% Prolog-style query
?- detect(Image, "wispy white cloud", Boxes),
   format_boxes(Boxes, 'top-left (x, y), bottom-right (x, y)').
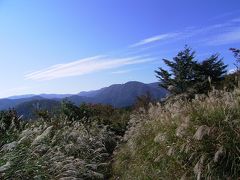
top-left (209, 10), bottom-right (240, 21)
top-left (24, 17), bottom-right (240, 82)
top-left (130, 33), bottom-right (180, 47)
top-left (172, 18), bottom-right (240, 46)
top-left (129, 19), bottom-right (237, 49)
top-left (25, 55), bottom-right (155, 81)
top-left (206, 27), bottom-right (240, 45)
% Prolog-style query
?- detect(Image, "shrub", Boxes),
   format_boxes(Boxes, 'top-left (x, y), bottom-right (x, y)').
top-left (0, 110), bottom-right (24, 147)
top-left (61, 101), bottom-right (130, 135)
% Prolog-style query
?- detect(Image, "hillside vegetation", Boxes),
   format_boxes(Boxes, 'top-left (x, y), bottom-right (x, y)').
top-left (0, 103), bottom-right (130, 179)
top-left (0, 81), bottom-right (168, 111)
top-left (112, 88), bottom-right (240, 179)
top-left (2, 87), bottom-right (240, 179)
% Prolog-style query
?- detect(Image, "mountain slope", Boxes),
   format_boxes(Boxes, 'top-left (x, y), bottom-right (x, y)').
top-left (69, 81), bottom-right (168, 107)
top-left (8, 94), bottom-right (73, 100)
top-left (0, 81), bottom-right (168, 111)
top-left (0, 96), bottom-right (44, 110)
top-left (14, 99), bottom-right (61, 119)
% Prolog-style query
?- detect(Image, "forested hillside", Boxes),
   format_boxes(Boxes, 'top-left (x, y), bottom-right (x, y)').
top-left (0, 81), bottom-right (168, 113)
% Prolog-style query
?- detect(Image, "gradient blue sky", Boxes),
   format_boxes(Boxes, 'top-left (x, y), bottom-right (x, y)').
top-left (0, 0), bottom-right (240, 98)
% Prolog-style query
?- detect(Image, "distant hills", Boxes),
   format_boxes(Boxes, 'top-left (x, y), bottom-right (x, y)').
top-left (0, 96), bottom-right (45, 110)
top-left (7, 94), bottom-right (73, 100)
top-left (14, 99), bottom-right (61, 119)
top-left (0, 81), bottom-right (168, 117)
top-left (66, 82), bottom-right (168, 107)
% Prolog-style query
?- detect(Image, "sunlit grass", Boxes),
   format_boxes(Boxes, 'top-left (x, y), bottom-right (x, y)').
top-left (112, 89), bottom-right (240, 179)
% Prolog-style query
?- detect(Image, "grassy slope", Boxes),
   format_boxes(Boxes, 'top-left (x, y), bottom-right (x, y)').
top-left (2, 88), bottom-right (240, 179)
top-left (0, 118), bottom-right (117, 179)
top-left (112, 89), bottom-right (240, 179)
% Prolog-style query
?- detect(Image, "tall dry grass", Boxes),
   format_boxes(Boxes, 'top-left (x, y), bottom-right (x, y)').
top-left (112, 89), bottom-right (240, 179)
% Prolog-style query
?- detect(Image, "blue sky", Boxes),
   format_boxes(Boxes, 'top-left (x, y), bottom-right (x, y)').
top-left (0, 0), bottom-right (240, 98)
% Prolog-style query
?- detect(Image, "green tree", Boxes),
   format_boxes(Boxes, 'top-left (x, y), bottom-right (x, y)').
top-left (61, 100), bottom-right (82, 121)
top-left (194, 54), bottom-right (227, 93)
top-left (155, 46), bottom-right (197, 95)
top-left (61, 100), bottom-right (93, 123)
top-left (155, 47), bottom-right (227, 95)
top-left (0, 109), bottom-right (19, 132)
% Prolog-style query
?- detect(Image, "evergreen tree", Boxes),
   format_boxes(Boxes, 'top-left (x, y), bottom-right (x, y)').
top-left (194, 54), bottom-right (227, 93)
top-left (155, 46), bottom-right (197, 94)
top-left (155, 47), bottom-right (227, 95)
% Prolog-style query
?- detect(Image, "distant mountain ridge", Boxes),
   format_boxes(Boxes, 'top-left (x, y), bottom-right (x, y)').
top-left (66, 81), bottom-right (168, 107)
top-left (0, 96), bottom-right (45, 110)
top-left (14, 99), bottom-right (61, 119)
top-left (8, 94), bottom-right (73, 100)
top-left (0, 81), bottom-right (168, 113)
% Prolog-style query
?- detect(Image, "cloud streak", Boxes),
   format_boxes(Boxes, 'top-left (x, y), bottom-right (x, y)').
top-left (25, 55), bottom-right (155, 81)
top-left (209, 10), bottom-right (240, 21)
top-left (130, 17), bottom-right (240, 49)
top-left (130, 33), bottom-right (180, 47)
top-left (205, 27), bottom-right (240, 45)
top-left (25, 17), bottom-right (240, 82)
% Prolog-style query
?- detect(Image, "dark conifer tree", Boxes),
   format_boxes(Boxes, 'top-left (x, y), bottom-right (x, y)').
top-left (155, 46), bottom-right (197, 94)
top-left (155, 47), bottom-right (227, 95)
top-left (194, 54), bottom-right (227, 93)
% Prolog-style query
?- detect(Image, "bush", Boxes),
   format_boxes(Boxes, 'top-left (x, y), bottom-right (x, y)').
top-left (0, 110), bottom-right (24, 147)
top-left (61, 101), bottom-right (130, 135)
top-left (112, 88), bottom-right (240, 179)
